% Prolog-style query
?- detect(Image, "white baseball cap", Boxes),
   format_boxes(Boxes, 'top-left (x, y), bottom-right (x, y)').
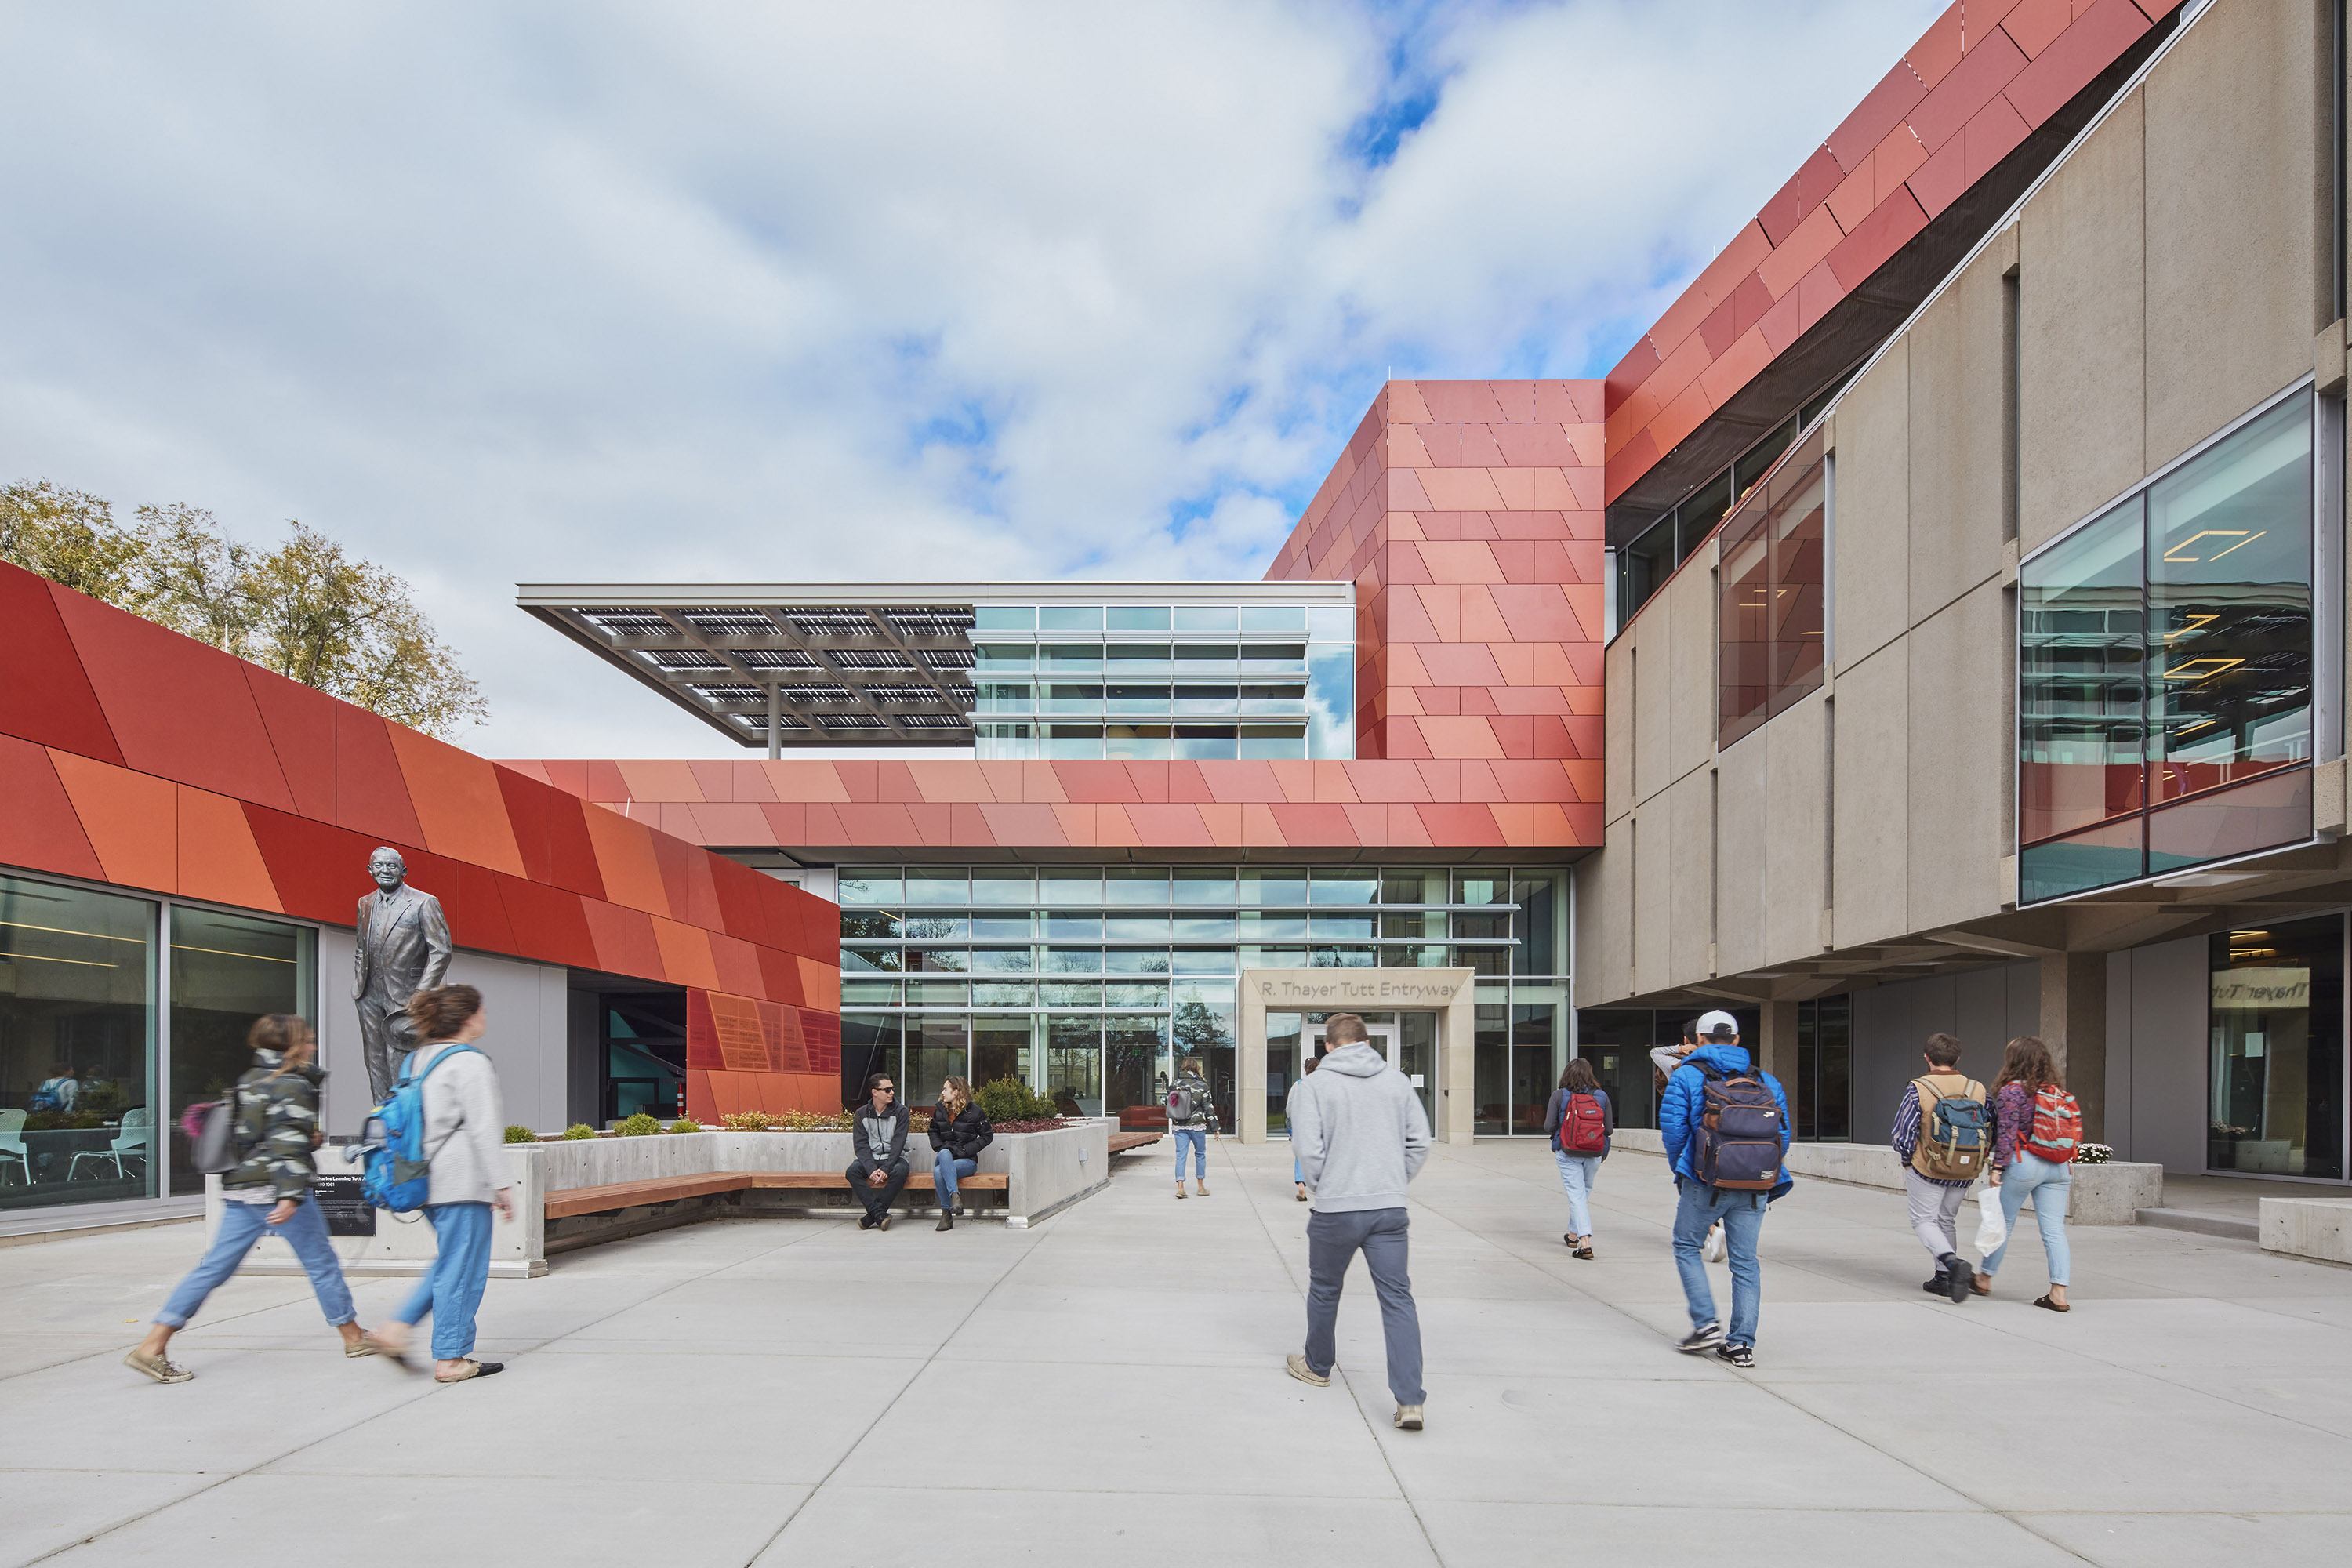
top-left (1693, 1009), bottom-right (1740, 1040)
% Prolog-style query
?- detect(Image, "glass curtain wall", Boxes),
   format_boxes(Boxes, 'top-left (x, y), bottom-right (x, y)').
top-left (1718, 429), bottom-right (1828, 749)
top-left (4, 871), bottom-right (327, 1219)
top-left (1570, 1004), bottom-right (1762, 1131)
top-left (2209, 915), bottom-right (2344, 1179)
top-left (2020, 389), bottom-right (2318, 902)
top-left (0, 873), bottom-right (155, 1212)
top-left (168, 909), bottom-right (316, 1195)
top-left (839, 862), bottom-right (1571, 1135)
top-left (971, 601), bottom-right (1355, 760)
top-left (1792, 995), bottom-right (1852, 1142)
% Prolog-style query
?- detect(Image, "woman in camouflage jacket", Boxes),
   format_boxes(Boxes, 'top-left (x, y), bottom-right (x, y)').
top-left (125, 1015), bottom-right (380, 1383)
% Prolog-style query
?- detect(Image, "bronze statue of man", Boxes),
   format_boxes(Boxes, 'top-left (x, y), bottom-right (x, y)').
top-left (354, 847), bottom-right (453, 1105)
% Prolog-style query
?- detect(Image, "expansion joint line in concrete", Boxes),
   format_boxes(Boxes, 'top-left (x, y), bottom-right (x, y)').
top-left (1229, 1136), bottom-right (1450, 1568)
top-left (735, 1200), bottom-right (1050, 1566)
top-left (1400, 1172), bottom-right (2105, 1567)
top-left (16, 1219), bottom-right (838, 1568)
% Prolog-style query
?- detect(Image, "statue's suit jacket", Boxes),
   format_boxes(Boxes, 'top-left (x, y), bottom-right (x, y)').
top-left (353, 884), bottom-right (453, 1004)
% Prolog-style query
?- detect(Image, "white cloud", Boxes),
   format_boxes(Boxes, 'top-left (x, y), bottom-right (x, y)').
top-left (0, 0), bottom-right (1942, 757)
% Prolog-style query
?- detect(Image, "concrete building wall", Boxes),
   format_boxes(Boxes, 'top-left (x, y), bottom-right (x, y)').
top-left (1580, 0), bottom-right (2332, 1023)
top-left (1849, 961), bottom-right (2040, 1145)
top-left (2104, 935), bottom-right (2211, 1172)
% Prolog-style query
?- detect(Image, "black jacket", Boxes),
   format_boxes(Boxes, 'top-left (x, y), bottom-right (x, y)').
top-left (928, 1101), bottom-right (993, 1161)
top-left (852, 1099), bottom-right (911, 1172)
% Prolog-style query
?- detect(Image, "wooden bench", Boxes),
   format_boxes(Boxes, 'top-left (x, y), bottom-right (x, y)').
top-left (1106, 1130), bottom-right (1165, 1154)
top-left (545, 1170), bottom-right (1011, 1221)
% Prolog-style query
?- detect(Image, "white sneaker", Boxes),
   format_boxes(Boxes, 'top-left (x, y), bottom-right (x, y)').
top-left (1704, 1222), bottom-right (1726, 1263)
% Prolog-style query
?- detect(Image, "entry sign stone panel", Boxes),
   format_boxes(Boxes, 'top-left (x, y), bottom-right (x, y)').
top-left (1237, 967), bottom-right (1477, 1147)
top-left (1248, 972), bottom-right (1472, 1009)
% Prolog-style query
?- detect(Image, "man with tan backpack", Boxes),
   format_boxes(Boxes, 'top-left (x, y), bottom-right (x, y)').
top-left (1890, 1033), bottom-right (1991, 1304)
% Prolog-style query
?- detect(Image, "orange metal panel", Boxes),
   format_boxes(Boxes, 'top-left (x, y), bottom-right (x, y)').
top-left (176, 786), bottom-right (283, 912)
top-left (49, 750), bottom-right (177, 894)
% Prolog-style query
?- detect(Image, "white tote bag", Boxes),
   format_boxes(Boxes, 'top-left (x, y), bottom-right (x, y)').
top-left (1973, 1185), bottom-right (2009, 1253)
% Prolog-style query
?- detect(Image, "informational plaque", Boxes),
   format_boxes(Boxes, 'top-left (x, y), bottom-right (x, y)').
top-left (312, 1174), bottom-right (376, 1236)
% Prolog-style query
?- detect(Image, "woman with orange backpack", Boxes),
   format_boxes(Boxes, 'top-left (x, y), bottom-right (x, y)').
top-left (1544, 1058), bottom-right (1614, 1258)
top-left (1979, 1036), bottom-right (2078, 1312)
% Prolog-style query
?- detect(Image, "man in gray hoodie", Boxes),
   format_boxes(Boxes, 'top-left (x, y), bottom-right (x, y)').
top-left (1285, 1013), bottom-right (1432, 1431)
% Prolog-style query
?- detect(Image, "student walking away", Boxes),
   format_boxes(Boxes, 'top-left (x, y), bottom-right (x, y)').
top-left (848, 1072), bottom-right (911, 1231)
top-left (126, 1015), bottom-right (376, 1383)
top-left (1652, 1027), bottom-right (1724, 1262)
top-left (1659, 1011), bottom-right (1791, 1368)
top-left (1544, 1058), bottom-right (1613, 1258)
top-left (929, 1075), bottom-right (993, 1231)
top-left (365, 985), bottom-right (513, 1383)
top-left (1892, 1033), bottom-right (1991, 1304)
top-left (1981, 1036), bottom-right (2079, 1312)
top-left (1285, 1013), bottom-right (1432, 1432)
top-left (1292, 1051), bottom-right (1320, 1201)
top-left (1167, 1055), bottom-right (1218, 1199)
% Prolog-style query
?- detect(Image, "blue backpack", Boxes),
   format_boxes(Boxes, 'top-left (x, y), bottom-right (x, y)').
top-left (1691, 1062), bottom-right (1785, 1191)
top-left (356, 1046), bottom-right (475, 1213)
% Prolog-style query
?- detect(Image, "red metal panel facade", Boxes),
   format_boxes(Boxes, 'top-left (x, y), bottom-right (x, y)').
top-left (0, 559), bottom-right (840, 1123)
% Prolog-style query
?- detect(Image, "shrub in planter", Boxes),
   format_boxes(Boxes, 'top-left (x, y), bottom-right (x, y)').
top-left (503, 1124), bottom-right (538, 1144)
top-left (721, 1111), bottom-right (775, 1131)
top-left (2076, 1143), bottom-right (2114, 1166)
top-left (779, 1109), bottom-right (853, 1131)
top-left (561, 1123), bottom-right (598, 1140)
top-left (975, 1076), bottom-right (1058, 1125)
top-left (667, 1117), bottom-right (702, 1134)
top-left (615, 1112), bottom-right (664, 1138)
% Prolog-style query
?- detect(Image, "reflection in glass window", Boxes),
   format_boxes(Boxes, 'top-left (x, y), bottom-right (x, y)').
top-left (2148, 394), bottom-right (2314, 802)
top-left (2018, 389), bottom-right (2314, 903)
top-left (1106, 606), bottom-right (1172, 631)
top-left (168, 907), bottom-right (312, 1193)
top-left (1717, 430), bottom-right (1826, 749)
top-left (0, 874), bottom-right (154, 1212)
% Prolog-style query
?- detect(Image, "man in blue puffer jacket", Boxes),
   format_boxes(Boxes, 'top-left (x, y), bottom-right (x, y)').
top-left (1659, 1011), bottom-right (1792, 1369)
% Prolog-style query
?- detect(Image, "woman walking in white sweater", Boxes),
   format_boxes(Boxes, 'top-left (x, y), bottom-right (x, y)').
top-left (365, 985), bottom-right (512, 1383)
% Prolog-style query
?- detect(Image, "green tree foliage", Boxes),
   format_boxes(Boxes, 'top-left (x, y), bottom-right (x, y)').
top-left (0, 479), bottom-right (487, 738)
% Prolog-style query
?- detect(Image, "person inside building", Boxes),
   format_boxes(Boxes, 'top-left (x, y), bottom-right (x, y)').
top-left (928, 1075), bottom-right (993, 1232)
top-left (848, 1071), bottom-right (911, 1232)
top-left (1658, 1010), bottom-right (1791, 1368)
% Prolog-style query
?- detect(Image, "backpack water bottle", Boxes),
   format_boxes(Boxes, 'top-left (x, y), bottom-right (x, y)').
top-left (355, 1045), bottom-right (475, 1213)
top-left (1559, 1091), bottom-right (1608, 1156)
top-left (2024, 1085), bottom-right (2082, 1164)
top-left (1912, 1076), bottom-right (1990, 1182)
top-left (1693, 1066), bottom-right (1783, 1190)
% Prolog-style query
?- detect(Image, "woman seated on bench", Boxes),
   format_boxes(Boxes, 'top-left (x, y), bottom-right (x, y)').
top-left (928, 1076), bottom-right (993, 1232)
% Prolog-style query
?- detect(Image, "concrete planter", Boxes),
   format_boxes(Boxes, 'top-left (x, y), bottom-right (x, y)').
top-left (2259, 1197), bottom-right (2352, 1265)
top-left (1610, 1131), bottom-right (2161, 1225)
top-left (210, 1121), bottom-right (1110, 1279)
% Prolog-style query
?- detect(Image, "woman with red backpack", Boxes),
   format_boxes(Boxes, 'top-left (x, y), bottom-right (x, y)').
top-left (1979, 1036), bottom-right (2078, 1312)
top-left (1544, 1058), bottom-right (1614, 1259)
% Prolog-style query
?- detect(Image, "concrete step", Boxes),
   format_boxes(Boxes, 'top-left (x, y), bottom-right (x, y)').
top-left (2136, 1206), bottom-right (2259, 1241)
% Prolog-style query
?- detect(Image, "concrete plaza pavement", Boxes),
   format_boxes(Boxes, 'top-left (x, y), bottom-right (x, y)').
top-left (2, 1138), bottom-right (2349, 1567)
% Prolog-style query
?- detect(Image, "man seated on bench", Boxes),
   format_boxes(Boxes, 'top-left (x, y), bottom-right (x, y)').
top-left (848, 1073), bottom-right (912, 1232)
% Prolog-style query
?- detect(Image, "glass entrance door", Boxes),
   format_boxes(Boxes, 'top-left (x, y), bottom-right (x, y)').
top-left (1309, 1018), bottom-right (1436, 1128)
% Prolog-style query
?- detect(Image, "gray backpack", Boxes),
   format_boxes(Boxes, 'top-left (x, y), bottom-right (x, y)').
top-left (189, 1101), bottom-right (240, 1174)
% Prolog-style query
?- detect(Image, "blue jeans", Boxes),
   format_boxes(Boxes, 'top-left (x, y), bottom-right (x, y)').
top-left (933, 1149), bottom-right (978, 1205)
top-left (390, 1202), bottom-right (493, 1360)
top-left (155, 1192), bottom-right (355, 1330)
top-left (1672, 1180), bottom-right (1766, 1347)
top-left (1553, 1151), bottom-right (1600, 1236)
top-left (1984, 1154), bottom-right (2072, 1286)
top-left (1304, 1207), bottom-right (1423, 1405)
top-left (1173, 1127), bottom-right (1207, 1181)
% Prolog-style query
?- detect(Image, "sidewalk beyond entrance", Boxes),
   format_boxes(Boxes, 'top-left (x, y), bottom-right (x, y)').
top-left (2, 1139), bottom-right (2347, 1567)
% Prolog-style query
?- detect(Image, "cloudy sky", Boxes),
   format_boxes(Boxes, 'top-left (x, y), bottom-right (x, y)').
top-left (0, 0), bottom-right (1941, 758)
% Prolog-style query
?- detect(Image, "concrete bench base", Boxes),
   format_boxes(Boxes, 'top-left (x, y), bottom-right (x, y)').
top-left (2260, 1198), bottom-right (2352, 1265)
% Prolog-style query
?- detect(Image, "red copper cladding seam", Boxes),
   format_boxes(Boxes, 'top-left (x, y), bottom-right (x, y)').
top-left (1600, 0), bottom-right (2176, 506)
